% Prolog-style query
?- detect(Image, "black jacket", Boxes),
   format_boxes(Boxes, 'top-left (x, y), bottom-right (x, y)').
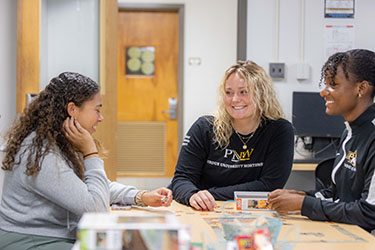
top-left (171, 116), bottom-right (294, 205)
top-left (302, 104), bottom-right (375, 232)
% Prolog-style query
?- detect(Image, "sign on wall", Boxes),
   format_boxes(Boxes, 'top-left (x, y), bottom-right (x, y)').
top-left (125, 46), bottom-right (155, 76)
top-left (324, 25), bottom-right (355, 59)
top-left (325, 0), bottom-right (355, 18)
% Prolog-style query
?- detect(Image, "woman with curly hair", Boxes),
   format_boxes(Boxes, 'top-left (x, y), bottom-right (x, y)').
top-left (0, 72), bottom-right (172, 250)
top-left (268, 49), bottom-right (375, 233)
top-left (170, 61), bottom-right (294, 211)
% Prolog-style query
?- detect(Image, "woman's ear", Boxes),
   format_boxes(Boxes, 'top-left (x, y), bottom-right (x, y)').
top-left (67, 102), bottom-right (77, 117)
top-left (358, 80), bottom-right (371, 97)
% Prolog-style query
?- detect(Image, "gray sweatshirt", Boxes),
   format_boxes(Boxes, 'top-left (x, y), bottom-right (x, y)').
top-left (0, 133), bottom-right (139, 239)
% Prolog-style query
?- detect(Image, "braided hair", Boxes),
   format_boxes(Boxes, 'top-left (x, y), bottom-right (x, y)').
top-left (2, 72), bottom-right (100, 179)
top-left (320, 49), bottom-right (375, 97)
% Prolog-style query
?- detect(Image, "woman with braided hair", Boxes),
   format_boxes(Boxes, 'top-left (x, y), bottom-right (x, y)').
top-left (0, 72), bottom-right (172, 249)
top-left (268, 49), bottom-right (375, 233)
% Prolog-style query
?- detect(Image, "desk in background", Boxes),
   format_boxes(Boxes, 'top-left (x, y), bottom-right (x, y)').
top-left (108, 201), bottom-right (375, 250)
top-left (292, 163), bottom-right (317, 171)
top-left (287, 163), bottom-right (318, 190)
top-left (288, 162), bottom-right (319, 190)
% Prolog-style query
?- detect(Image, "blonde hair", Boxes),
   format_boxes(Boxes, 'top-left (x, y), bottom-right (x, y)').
top-left (212, 60), bottom-right (284, 149)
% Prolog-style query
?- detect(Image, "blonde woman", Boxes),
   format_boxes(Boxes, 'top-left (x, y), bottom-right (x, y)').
top-left (171, 61), bottom-right (294, 211)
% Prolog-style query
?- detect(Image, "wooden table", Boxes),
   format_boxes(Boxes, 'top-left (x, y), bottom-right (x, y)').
top-left (110, 201), bottom-right (375, 250)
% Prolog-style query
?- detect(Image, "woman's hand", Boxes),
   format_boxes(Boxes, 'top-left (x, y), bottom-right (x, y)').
top-left (142, 188), bottom-right (173, 207)
top-left (268, 189), bottom-right (306, 214)
top-left (189, 190), bottom-right (217, 211)
top-left (63, 117), bottom-right (97, 155)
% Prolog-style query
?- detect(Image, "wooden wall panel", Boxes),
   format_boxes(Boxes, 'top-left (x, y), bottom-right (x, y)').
top-left (16, 0), bottom-right (40, 113)
top-left (95, 0), bottom-right (118, 181)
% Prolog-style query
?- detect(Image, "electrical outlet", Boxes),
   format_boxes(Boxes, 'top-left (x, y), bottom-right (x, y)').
top-left (269, 62), bottom-right (285, 79)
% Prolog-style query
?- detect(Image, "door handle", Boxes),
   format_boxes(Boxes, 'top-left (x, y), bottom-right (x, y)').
top-left (26, 93), bottom-right (38, 105)
top-left (162, 97), bottom-right (177, 120)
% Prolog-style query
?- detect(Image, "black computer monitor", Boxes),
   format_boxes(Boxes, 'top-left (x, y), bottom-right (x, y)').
top-left (292, 91), bottom-right (345, 137)
top-left (292, 91), bottom-right (346, 161)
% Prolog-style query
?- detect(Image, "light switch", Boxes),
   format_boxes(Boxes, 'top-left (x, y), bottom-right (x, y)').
top-left (188, 57), bottom-right (201, 66)
top-left (297, 63), bottom-right (310, 80)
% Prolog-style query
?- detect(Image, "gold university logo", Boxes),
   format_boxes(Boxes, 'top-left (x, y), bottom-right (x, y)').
top-left (224, 148), bottom-right (254, 162)
top-left (346, 150), bottom-right (357, 168)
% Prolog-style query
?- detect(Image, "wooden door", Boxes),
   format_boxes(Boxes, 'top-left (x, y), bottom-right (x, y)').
top-left (16, 0), bottom-right (118, 180)
top-left (117, 10), bottom-right (179, 177)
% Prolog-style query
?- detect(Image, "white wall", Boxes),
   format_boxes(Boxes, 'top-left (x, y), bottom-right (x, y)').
top-left (247, 0), bottom-right (375, 121)
top-left (247, 0), bottom-right (375, 189)
top-left (118, 0), bottom-right (238, 134)
top-left (41, 0), bottom-right (100, 88)
top-left (0, 0), bottom-right (17, 144)
top-left (0, 0), bottom-right (17, 198)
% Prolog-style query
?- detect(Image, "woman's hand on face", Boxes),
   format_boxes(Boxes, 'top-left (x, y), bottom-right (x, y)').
top-left (189, 190), bottom-right (217, 211)
top-left (142, 188), bottom-right (173, 207)
top-left (268, 189), bottom-right (306, 214)
top-left (63, 117), bottom-right (97, 155)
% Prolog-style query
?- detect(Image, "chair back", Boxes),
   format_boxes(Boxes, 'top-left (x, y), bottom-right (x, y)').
top-left (315, 157), bottom-right (335, 190)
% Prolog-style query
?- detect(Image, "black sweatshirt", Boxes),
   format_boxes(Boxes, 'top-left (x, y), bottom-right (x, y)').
top-left (302, 105), bottom-right (375, 232)
top-left (171, 116), bottom-right (294, 205)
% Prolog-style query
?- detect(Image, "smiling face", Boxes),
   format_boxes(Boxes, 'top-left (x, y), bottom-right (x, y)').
top-left (320, 65), bottom-right (360, 121)
top-left (74, 92), bottom-right (104, 134)
top-left (224, 73), bottom-right (258, 124)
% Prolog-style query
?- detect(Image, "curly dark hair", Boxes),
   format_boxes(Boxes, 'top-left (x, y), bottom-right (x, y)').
top-left (320, 49), bottom-right (375, 96)
top-left (2, 72), bottom-right (100, 179)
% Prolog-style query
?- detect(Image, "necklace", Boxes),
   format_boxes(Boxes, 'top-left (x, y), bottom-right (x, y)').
top-left (235, 130), bottom-right (255, 150)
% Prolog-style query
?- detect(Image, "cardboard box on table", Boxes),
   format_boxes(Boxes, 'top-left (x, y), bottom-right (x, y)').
top-left (235, 191), bottom-right (271, 210)
top-left (77, 212), bottom-right (190, 250)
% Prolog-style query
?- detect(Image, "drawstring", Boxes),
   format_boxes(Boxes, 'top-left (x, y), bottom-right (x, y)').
top-left (67, 211), bottom-right (70, 229)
